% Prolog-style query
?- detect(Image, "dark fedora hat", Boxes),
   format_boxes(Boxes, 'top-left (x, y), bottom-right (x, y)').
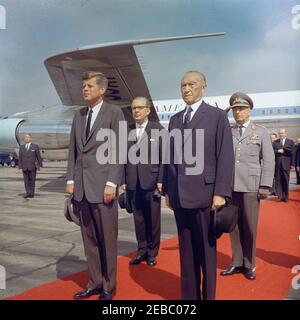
top-left (64, 194), bottom-right (80, 226)
top-left (213, 200), bottom-right (238, 239)
top-left (118, 192), bottom-right (132, 214)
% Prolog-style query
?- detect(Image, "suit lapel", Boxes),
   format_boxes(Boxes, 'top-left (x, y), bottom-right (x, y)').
top-left (81, 107), bottom-right (89, 145)
top-left (85, 102), bottom-right (109, 145)
top-left (183, 101), bottom-right (208, 144)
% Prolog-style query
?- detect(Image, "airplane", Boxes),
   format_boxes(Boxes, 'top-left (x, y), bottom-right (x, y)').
top-left (0, 33), bottom-right (299, 160)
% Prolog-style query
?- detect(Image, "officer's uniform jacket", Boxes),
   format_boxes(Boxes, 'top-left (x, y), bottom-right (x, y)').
top-left (232, 122), bottom-right (275, 192)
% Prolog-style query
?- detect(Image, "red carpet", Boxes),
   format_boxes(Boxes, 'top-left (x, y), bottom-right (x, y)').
top-left (7, 189), bottom-right (300, 300)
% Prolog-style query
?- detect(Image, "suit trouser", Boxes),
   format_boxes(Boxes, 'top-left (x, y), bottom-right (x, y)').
top-left (230, 192), bottom-right (260, 269)
top-left (75, 196), bottom-right (118, 292)
top-left (130, 185), bottom-right (161, 257)
top-left (22, 169), bottom-right (36, 196)
top-left (296, 170), bottom-right (300, 184)
top-left (275, 163), bottom-right (290, 201)
top-left (174, 207), bottom-right (216, 300)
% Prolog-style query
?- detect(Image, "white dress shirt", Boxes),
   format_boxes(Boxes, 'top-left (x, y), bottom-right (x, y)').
top-left (135, 119), bottom-right (148, 141)
top-left (182, 99), bottom-right (203, 123)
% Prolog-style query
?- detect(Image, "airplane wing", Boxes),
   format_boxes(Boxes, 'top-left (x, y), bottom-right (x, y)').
top-left (44, 33), bottom-right (225, 121)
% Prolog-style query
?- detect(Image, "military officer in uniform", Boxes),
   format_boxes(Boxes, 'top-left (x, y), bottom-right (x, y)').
top-left (220, 92), bottom-right (275, 280)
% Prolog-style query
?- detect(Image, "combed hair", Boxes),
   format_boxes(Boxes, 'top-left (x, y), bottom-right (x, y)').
top-left (82, 71), bottom-right (108, 88)
top-left (184, 70), bottom-right (207, 86)
top-left (131, 96), bottom-right (151, 108)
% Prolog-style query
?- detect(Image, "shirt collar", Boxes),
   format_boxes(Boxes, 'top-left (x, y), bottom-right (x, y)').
top-left (136, 119), bottom-right (148, 129)
top-left (186, 98), bottom-right (203, 113)
top-left (88, 100), bottom-right (103, 114)
top-left (237, 120), bottom-right (250, 128)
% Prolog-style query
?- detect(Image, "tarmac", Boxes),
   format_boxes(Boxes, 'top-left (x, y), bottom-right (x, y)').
top-left (0, 161), bottom-right (177, 299)
top-left (0, 162), bottom-right (298, 300)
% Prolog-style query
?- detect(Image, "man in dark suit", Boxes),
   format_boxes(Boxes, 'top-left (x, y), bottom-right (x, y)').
top-left (273, 128), bottom-right (295, 202)
top-left (122, 97), bottom-right (164, 267)
top-left (163, 71), bottom-right (234, 300)
top-left (18, 133), bottom-right (43, 198)
top-left (66, 71), bottom-right (124, 300)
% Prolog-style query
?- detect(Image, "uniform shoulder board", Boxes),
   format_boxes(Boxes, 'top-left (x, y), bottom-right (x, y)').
top-left (252, 123), bottom-right (266, 129)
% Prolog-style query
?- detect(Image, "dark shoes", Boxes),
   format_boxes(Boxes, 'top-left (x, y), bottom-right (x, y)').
top-left (129, 253), bottom-right (147, 265)
top-left (129, 254), bottom-right (157, 267)
top-left (146, 256), bottom-right (157, 267)
top-left (98, 288), bottom-right (116, 300)
top-left (220, 266), bottom-right (256, 280)
top-left (23, 194), bottom-right (34, 199)
top-left (244, 268), bottom-right (256, 280)
top-left (220, 266), bottom-right (244, 276)
top-left (73, 287), bottom-right (101, 299)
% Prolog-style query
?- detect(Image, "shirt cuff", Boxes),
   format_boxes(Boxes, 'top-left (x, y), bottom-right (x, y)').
top-left (67, 180), bottom-right (74, 184)
top-left (106, 181), bottom-right (117, 188)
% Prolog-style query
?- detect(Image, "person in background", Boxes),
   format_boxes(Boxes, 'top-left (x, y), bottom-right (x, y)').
top-left (18, 133), bottom-right (43, 198)
top-left (273, 128), bottom-right (295, 202)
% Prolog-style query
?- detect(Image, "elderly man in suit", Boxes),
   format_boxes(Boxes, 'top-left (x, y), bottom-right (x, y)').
top-left (122, 96), bottom-right (164, 267)
top-left (220, 92), bottom-right (275, 280)
top-left (18, 133), bottom-right (43, 198)
top-left (273, 128), bottom-right (295, 202)
top-left (66, 71), bottom-right (124, 300)
top-left (164, 71), bottom-right (234, 300)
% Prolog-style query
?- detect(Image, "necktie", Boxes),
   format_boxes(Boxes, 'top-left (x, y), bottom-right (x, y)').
top-left (238, 125), bottom-right (244, 137)
top-left (183, 107), bottom-right (193, 127)
top-left (137, 125), bottom-right (143, 142)
top-left (86, 108), bottom-right (93, 140)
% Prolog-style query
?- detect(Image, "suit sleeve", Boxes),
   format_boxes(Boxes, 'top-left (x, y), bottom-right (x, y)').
top-left (214, 111), bottom-right (234, 198)
top-left (260, 129), bottom-right (275, 187)
top-left (157, 124), bottom-right (167, 184)
top-left (18, 147), bottom-right (23, 170)
top-left (107, 107), bottom-right (125, 186)
top-left (35, 145), bottom-right (43, 168)
top-left (66, 114), bottom-right (77, 181)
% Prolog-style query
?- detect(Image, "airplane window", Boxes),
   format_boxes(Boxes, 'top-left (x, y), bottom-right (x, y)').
top-left (262, 110), bottom-right (265, 115)
top-left (277, 109), bottom-right (280, 113)
top-left (269, 110), bottom-right (273, 114)
top-left (294, 108), bottom-right (297, 113)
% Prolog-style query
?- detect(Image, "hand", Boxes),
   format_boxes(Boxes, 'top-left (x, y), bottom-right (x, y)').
top-left (290, 166), bottom-right (295, 171)
top-left (278, 149), bottom-right (284, 154)
top-left (257, 187), bottom-right (269, 200)
top-left (211, 195), bottom-right (226, 211)
top-left (66, 183), bottom-right (74, 194)
top-left (104, 185), bottom-right (116, 205)
top-left (156, 183), bottom-right (162, 193)
top-left (297, 167), bottom-right (300, 173)
top-left (165, 194), bottom-right (172, 210)
top-left (120, 184), bottom-right (126, 192)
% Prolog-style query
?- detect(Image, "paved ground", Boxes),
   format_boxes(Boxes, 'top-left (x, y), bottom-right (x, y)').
top-left (0, 162), bottom-right (177, 299)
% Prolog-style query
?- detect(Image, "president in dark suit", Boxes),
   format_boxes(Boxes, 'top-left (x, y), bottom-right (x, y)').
top-left (18, 133), bottom-right (43, 198)
top-left (163, 71), bottom-right (234, 300)
top-left (273, 128), bottom-right (295, 202)
top-left (66, 71), bottom-right (124, 300)
top-left (122, 97), bottom-right (164, 267)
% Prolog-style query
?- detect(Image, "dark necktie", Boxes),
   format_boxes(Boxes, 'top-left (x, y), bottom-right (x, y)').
top-left (183, 107), bottom-right (193, 127)
top-left (86, 108), bottom-right (93, 139)
top-left (238, 125), bottom-right (244, 137)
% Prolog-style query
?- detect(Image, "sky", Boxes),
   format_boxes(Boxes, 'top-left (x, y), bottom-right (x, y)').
top-left (0, 0), bottom-right (299, 115)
